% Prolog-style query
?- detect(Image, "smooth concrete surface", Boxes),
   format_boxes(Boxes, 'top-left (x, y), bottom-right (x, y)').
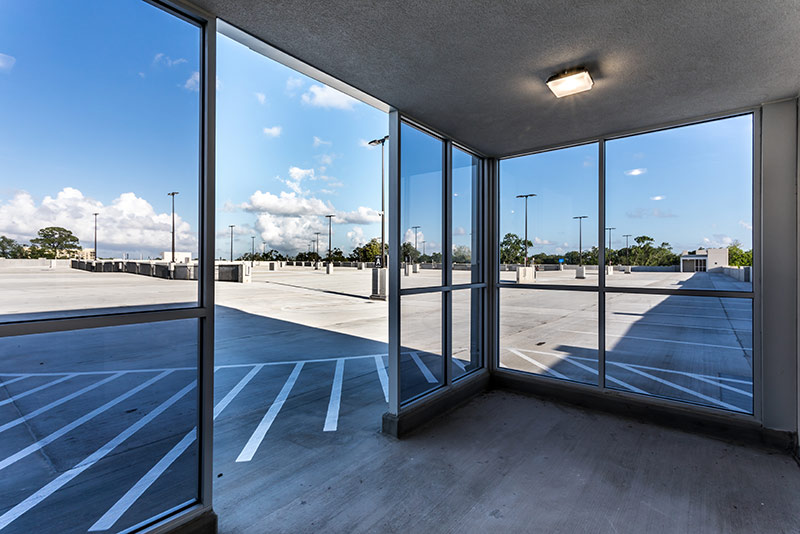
top-left (217, 390), bottom-right (800, 534)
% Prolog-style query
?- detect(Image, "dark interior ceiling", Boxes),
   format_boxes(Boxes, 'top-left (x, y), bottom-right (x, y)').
top-left (194, 0), bottom-right (800, 157)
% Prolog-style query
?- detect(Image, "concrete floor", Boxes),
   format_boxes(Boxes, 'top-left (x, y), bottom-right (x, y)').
top-left (215, 389), bottom-right (800, 534)
top-left (0, 265), bottom-right (769, 533)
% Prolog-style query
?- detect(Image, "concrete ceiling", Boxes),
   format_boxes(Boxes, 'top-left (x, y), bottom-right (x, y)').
top-left (194, 0), bottom-right (800, 157)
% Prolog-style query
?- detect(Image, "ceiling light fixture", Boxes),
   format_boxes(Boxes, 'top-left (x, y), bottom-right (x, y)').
top-left (546, 69), bottom-right (593, 98)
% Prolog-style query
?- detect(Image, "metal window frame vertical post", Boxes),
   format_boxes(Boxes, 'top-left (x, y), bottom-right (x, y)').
top-left (443, 140), bottom-right (453, 385)
top-left (388, 109), bottom-right (401, 415)
top-left (597, 139), bottom-right (606, 389)
top-left (489, 158), bottom-right (500, 375)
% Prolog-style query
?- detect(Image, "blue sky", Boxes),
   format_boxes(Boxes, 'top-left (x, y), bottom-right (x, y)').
top-left (0, 1), bottom-right (752, 260)
top-left (500, 115), bottom-right (753, 255)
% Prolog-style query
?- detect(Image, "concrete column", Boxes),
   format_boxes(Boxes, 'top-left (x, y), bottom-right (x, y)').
top-left (371, 268), bottom-right (387, 300)
top-left (576, 266), bottom-right (586, 279)
top-left (326, 263), bottom-right (334, 274)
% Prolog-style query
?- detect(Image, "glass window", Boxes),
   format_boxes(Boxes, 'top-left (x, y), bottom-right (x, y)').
top-left (451, 288), bottom-right (482, 380)
top-left (605, 115), bottom-right (753, 292)
top-left (400, 292), bottom-right (443, 403)
top-left (0, 319), bottom-right (199, 532)
top-left (400, 123), bottom-right (443, 289)
top-left (499, 144), bottom-right (598, 286)
top-left (0, 0), bottom-right (201, 322)
top-left (451, 148), bottom-right (481, 285)
top-left (605, 294), bottom-right (752, 413)
top-left (499, 288), bottom-right (598, 386)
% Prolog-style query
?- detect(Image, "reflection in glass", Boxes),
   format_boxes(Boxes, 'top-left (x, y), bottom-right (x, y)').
top-left (499, 143), bottom-right (598, 286)
top-left (400, 292), bottom-right (443, 403)
top-left (400, 123), bottom-right (443, 289)
top-left (0, 319), bottom-right (199, 532)
top-left (451, 288), bottom-right (482, 380)
top-left (605, 115), bottom-right (753, 292)
top-left (499, 288), bottom-right (598, 386)
top-left (605, 293), bottom-right (752, 413)
top-left (0, 0), bottom-right (201, 322)
top-left (452, 148), bottom-right (481, 285)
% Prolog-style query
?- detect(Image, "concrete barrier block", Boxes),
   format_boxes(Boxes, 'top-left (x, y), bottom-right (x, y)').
top-left (357, 262), bottom-right (365, 270)
top-left (576, 266), bottom-right (586, 279)
top-left (326, 263), bottom-right (334, 274)
top-left (371, 268), bottom-right (387, 300)
top-left (268, 262), bottom-right (276, 271)
top-left (404, 263), bottom-right (411, 276)
top-left (516, 266), bottom-right (535, 284)
top-left (624, 265), bottom-right (632, 274)
top-left (412, 263), bottom-right (419, 273)
top-left (173, 264), bottom-right (195, 280)
top-left (607, 265), bottom-right (614, 275)
top-left (154, 263), bottom-right (172, 279)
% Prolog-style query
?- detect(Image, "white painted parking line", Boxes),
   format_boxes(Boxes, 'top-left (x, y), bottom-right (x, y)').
top-left (409, 352), bottom-right (437, 383)
top-left (507, 348), bottom-right (567, 379)
top-left (0, 373), bottom-right (124, 435)
top-left (604, 318), bottom-right (752, 334)
top-left (324, 359), bottom-right (345, 432)
top-left (90, 367), bottom-right (262, 531)
top-left (0, 380), bottom-right (196, 532)
top-left (687, 374), bottom-right (752, 398)
top-left (562, 329), bottom-right (752, 351)
top-left (0, 376), bottom-right (29, 388)
top-left (374, 355), bottom-right (389, 403)
top-left (452, 358), bottom-right (467, 372)
top-left (0, 370), bottom-right (173, 472)
top-left (514, 348), bottom-right (647, 394)
top-left (611, 310), bottom-right (749, 321)
top-left (237, 362), bottom-right (304, 462)
top-left (610, 362), bottom-right (744, 412)
top-left (0, 374), bottom-right (75, 407)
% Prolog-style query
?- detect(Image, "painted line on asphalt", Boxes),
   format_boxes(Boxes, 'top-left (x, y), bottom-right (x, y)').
top-left (604, 318), bottom-right (752, 334)
top-left (374, 355), bottom-right (389, 402)
top-left (0, 374), bottom-right (75, 407)
top-left (0, 370), bottom-right (173, 472)
top-left (0, 380), bottom-right (196, 532)
top-left (507, 348), bottom-right (567, 380)
top-left (611, 310), bottom-right (750, 321)
top-left (609, 362), bottom-right (744, 412)
top-left (0, 373), bottom-right (125, 435)
top-left (324, 359), bottom-right (345, 432)
top-left (0, 376), bottom-right (29, 388)
top-left (687, 374), bottom-right (752, 398)
top-left (90, 367), bottom-right (261, 531)
top-left (409, 352), bottom-right (437, 383)
top-left (561, 330), bottom-right (752, 351)
top-left (589, 354), bottom-right (753, 385)
top-left (452, 358), bottom-right (467, 372)
top-left (236, 362), bottom-right (304, 462)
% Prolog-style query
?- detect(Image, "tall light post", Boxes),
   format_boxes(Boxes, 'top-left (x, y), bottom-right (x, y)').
top-left (623, 234), bottom-right (632, 265)
top-left (314, 231), bottom-right (321, 260)
top-left (573, 215), bottom-right (588, 265)
top-left (369, 135), bottom-right (389, 267)
top-left (251, 236), bottom-right (255, 267)
top-left (167, 191), bottom-right (179, 262)
top-left (93, 212), bottom-right (99, 260)
top-left (229, 224), bottom-right (235, 262)
top-left (262, 240), bottom-right (267, 257)
top-left (325, 214), bottom-right (335, 263)
top-left (421, 240), bottom-right (426, 256)
top-left (605, 227), bottom-right (616, 265)
top-left (516, 193), bottom-right (537, 267)
top-left (411, 225), bottom-right (421, 261)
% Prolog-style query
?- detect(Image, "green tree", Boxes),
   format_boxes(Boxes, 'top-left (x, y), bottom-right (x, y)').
top-left (499, 233), bottom-right (532, 264)
top-left (30, 227), bottom-right (81, 258)
top-left (348, 238), bottom-right (385, 262)
top-left (401, 241), bottom-right (420, 263)
top-left (452, 245), bottom-right (471, 264)
top-left (0, 236), bottom-right (24, 259)
top-left (728, 241), bottom-right (752, 266)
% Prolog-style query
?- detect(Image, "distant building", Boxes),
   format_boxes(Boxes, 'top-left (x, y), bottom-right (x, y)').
top-left (163, 251), bottom-right (192, 263)
top-left (680, 248), bottom-right (728, 272)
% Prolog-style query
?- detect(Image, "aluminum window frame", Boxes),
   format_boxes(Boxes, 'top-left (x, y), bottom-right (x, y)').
top-left (492, 108), bottom-right (760, 420)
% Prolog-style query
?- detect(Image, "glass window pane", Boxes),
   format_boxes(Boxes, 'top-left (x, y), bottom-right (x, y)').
top-left (400, 292), bottom-right (443, 403)
top-left (499, 143), bottom-right (598, 286)
top-left (0, 0), bottom-right (201, 322)
top-left (605, 115), bottom-right (753, 292)
top-left (605, 294), bottom-right (752, 413)
top-left (452, 288), bottom-right (482, 380)
top-left (499, 288), bottom-right (598, 386)
top-left (400, 123), bottom-right (443, 289)
top-left (451, 148), bottom-right (481, 285)
top-left (0, 319), bottom-right (199, 532)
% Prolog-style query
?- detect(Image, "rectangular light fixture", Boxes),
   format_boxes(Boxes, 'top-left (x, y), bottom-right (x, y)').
top-left (546, 69), bottom-right (593, 98)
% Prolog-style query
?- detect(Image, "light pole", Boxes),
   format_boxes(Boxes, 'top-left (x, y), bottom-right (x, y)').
top-left (516, 193), bottom-right (536, 267)
top-left (229, 225), bottom-right (235, 262)
top-left (93, 212), bottom-right (99, 260)
top-left (623, 234), bottom-right (632, 265)
top-left (605, 227), bottom-right (616, 265)
top-left (314, 231), bottom-right (321, 260)
top-left (167, 191), bottom-right (179, 262)
top-left (421, 240), bottom-right (426, 256)
top-left (411, 225), bottom-right (421, 262)
top-left (573, 216), bottom-right (588, 265)
top-left (325, 214), bottom-right (335, 263)
top-left (251, 236), bottom-right (255, 267)
top-left (369, 135), bottom-right (389, 267)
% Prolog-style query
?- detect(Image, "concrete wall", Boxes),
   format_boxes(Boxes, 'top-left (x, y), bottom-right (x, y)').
top-left (723, 266), bottom-right (751, 282)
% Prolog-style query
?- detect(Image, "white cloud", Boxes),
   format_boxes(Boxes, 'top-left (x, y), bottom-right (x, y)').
top-left (626, 208), bottom-right (676, 219)
top-left (318, 154), bottom-right (334, 166)
top-left (347, 226), bottom-right (366, 248)
top-left (359, 139), bottom-right (375, 149)
top-left (184, 71), bottom-right (199, 91)
top-left (404, 228), bottom-right (424, 245)
top-left (288, 167), bottom-right (314, 182)
top-left (263, 126), bottom-right (282, 138)
top-left (624, 168), bottom-right (647, 176)
top-left (336, 206), bottom-right (381, 224)
top-left (533, 237), bottom-right (552, 245)
top-left (254, 92), bottom-right (267, 105)
top-left (138, 72), bottom-right (145, 78)
top-left (739, 220), bottom-right (753, 231)
top-left (0, 188), bottom-right (196, 256)
top-left (313, 136), bottom-right (331, 147)
top-left (454, 226), bottom-right (467, 236)
top-left (242, 190), bottom-right (329, 217)
top-left (0, 53), bottom-right (16, 72)
top-left (153, 53), bottom-right (187, 67)
top-left (563, 242), bottom-right (569, 247)
top-left (286, 76), bottom-right (303, 94)
top-left (703, 234), bottom-right (734, 248)
top-left (650, 195), bottom-right (665, 201)
top-left (301, 84), bottom-right (356, 110)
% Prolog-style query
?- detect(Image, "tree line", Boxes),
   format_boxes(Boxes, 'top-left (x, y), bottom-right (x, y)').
top-left (0, 227), bottom-right (82, 259)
